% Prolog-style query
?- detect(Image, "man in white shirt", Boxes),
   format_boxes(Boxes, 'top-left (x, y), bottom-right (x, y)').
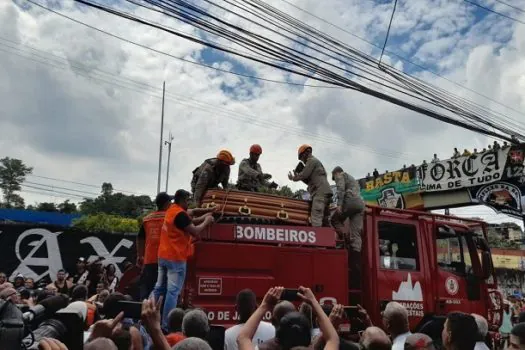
top-left (471, 313), bottom-right (490, 350)
top-left (224, 289), bottom-right (275, 350)
top-left (382, 301), bottom-right (411, 350)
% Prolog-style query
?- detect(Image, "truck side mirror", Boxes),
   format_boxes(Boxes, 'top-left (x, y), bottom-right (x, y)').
top-left (481, 251), bottom-right (492, 279)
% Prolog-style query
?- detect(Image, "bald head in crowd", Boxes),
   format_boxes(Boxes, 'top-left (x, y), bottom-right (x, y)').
top-left (84, 338), bottom-right (118, 350)
top-left (272, 301), bottom-right (296, 327)
top-left (360, 326), bottom-right (392, 350)
top-left (471, 313), bottom-right (488, 342)
top-left (383, 301), bottom-right (409, 337)
top-left (404, 333), bottom-right (434, 350)
top-left (173, 337), bottom-right (212, 350)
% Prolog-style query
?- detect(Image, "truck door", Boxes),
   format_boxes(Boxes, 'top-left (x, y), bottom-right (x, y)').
top-left (373, 219), bottom-right (429, 329)
top-left (434, 226), bottom-right (483, 315)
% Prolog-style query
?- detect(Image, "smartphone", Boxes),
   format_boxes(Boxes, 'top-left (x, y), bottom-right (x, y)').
top-left (280, 288), bottom-right (301, 302)
top-left (109, 300), bottom-right (142, 320)
top-left (343, 306), bottom-right (359, 319)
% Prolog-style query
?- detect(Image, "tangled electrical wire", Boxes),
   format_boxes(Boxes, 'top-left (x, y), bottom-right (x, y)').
top-left (71, 0), bottom-right (525, 142)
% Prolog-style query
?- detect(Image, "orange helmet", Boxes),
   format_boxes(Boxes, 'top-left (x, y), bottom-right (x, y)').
top-left (298, 144), bottom-right (312, 159)
top-left (250, 144), bottom-right (262, 155)
top-left (217, 150), bottom-right (235, 165)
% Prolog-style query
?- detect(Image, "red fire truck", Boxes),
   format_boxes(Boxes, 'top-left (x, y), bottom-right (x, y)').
top-left (179, 205), bottom-right (503, 341)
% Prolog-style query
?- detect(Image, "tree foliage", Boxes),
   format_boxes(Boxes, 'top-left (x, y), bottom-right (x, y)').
top-left (72, 213), bottom-right (139, 233)
top-left (79, 183), bottom-right (153, 217)
top-left (36, 202), bottom-right (58, 212)
top-left (58, 200), bottom-right (77, 214)
top-left (0, 157), bottom-right (33, 208)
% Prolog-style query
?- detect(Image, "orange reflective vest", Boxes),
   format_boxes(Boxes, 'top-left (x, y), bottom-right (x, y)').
top-left (142, 210), bottom-right (166, 265)
top-left (85, 302), bottom-right (97, 329)
top-left (158, 204), bottom-right (194, 262)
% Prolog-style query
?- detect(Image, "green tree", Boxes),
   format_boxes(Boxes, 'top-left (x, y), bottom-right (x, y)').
top-left (0, 157), bottom-right (33, 208)
top-left (73, 213), bottom-right (139, 233)
top-left (58, 200), bottom-right (77, 214)
top-left (36, 202), bottom-right (58, 212)
top-left (79, 183), bottom-right (153, 218)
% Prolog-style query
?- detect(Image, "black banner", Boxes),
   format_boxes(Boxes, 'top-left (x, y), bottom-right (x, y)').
top-left (0, 224), bottom-right (137, 283)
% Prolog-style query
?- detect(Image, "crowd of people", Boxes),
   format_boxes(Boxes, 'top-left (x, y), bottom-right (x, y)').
top-left (0, 256), bottom-right (126, 308)
top-left (1, 280), bottom-right (525, 350)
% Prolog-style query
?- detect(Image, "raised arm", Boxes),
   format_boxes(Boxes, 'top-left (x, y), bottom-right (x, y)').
top-left (298, 286), bottom-right (339, 350)
top-left (237, 287), bottom-right (283, 350)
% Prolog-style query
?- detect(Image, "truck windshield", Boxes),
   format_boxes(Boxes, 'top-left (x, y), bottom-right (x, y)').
top-left (436, 231), bottom-right (473, 276)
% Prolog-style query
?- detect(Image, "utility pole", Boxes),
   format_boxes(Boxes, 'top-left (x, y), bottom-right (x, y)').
top-left (156, 81), bottom-right (166, 194)
top-left (165, 131), bottom-right (174, 193)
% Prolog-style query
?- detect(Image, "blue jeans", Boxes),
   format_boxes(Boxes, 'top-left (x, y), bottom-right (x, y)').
top-left (152, 259), bottom-right (187, 331)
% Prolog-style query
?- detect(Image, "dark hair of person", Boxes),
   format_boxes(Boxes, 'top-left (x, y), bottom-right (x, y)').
top-left (111, 328), bottom-right (131, 350)
top-left (174, 189), bottom-right (191, 204)
top-left (71, 285), bottom-right (88, 301)
top-left (446, 312), bottom-right (478, 350)
top-left (276, 311), bottom-right (311, 349)
top-left (236, 289), bottom-right (257, 323)
top-left (511, 323), bottom-right (525, 345)
top-left (168, 308), bottom-right (186, 333)
top-left (102, 292), bottom-right (127, 318)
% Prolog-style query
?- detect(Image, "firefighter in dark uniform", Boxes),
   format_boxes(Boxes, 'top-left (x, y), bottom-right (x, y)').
top-left (237, 144), bottom-right (275, 192)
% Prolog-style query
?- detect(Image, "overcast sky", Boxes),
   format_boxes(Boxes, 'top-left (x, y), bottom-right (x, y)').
top-left (1, 0), bottom-right (525, 227)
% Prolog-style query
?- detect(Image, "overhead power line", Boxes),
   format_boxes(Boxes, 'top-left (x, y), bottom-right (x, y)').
top-left (274, 0), bottom-right (525, 124)
top-left (463, 0), bottom-right (525, 25)
top-left (492, 0), bottom-right (525, 13)
top-left (0, 37), bottom-right (418, 161)
top-left (379, 0), bottom-right (398, 65)
top-left (68, 0), bottom-right (525, 142)
top-left (27, 174), bottom-right (147, 196)
top-left (21, 184), bottom-right (94, 199)
top-left (23, 0), bottom-right (339, 89)
top-left (21, 0), bottom-right (522, 139)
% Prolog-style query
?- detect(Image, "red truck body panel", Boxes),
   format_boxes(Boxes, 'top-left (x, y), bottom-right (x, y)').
top-left (181, 206), bottom-right (503, 332)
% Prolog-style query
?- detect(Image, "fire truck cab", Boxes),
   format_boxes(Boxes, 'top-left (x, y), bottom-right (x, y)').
top-left (181, 206), bottom-right (503, 340)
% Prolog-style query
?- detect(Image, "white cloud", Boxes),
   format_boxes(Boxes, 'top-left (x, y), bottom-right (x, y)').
top-left (1, 0), bottom-right (525, 228)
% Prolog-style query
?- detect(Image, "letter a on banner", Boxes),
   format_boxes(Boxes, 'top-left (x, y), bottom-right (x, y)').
top-left (11, 228), bottom-right (65, 281)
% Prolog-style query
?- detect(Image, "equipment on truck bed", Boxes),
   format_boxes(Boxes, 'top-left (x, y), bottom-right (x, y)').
top-left (201, 189), bottom-right (312, 226)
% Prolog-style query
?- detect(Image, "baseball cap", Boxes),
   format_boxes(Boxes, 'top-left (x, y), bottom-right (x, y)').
top-left (155, 192), bottom-right (173, 208)
top-left (77, 257), bottom-right (86, 263)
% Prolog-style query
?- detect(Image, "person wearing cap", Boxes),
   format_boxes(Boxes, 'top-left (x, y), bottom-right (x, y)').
top-left (154, 189), bottom-right (215, 331)
top-left (71, 257), bottom-right (90, 286)
top-left (237, 144), bottom-right (275, 192)
top-left (288, 145), bottom-right (333, 227)
top-left (191, 150), bottom-right (235, 205)
top-left (136, 192), bottom-right (173, 300)
top-left (13, 273), bottom-right (25, 291)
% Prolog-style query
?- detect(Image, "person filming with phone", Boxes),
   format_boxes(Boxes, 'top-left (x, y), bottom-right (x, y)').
top-left (237, 286), bottom-right (339, 350)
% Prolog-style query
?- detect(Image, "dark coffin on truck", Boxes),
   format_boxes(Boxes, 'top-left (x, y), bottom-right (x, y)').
top-left (201, 189), bottom-right (311, 225)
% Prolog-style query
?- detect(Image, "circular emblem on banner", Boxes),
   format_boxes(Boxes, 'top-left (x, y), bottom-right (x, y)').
top-left (475, 182), bottom-right (522, 216)
top-left (445, 276), bottom-right (459, 296)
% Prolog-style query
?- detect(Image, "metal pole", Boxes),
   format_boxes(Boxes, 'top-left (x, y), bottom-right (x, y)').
top-left (165, 132), bottom-right (174, 192)
top-left (157, 81), bottom-right (166, 194)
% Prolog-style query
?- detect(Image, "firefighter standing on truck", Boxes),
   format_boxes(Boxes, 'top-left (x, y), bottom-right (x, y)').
top-left (136, 192), bottom-right (172, 300)
top-left (191, 150), bottom-right (235, 205)
top-left (288, 145), bottom-right (333, 227)
top-left (237, 144), bottom-right (276, 192)
top-left (331, 166), bottom-right (365, 288)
